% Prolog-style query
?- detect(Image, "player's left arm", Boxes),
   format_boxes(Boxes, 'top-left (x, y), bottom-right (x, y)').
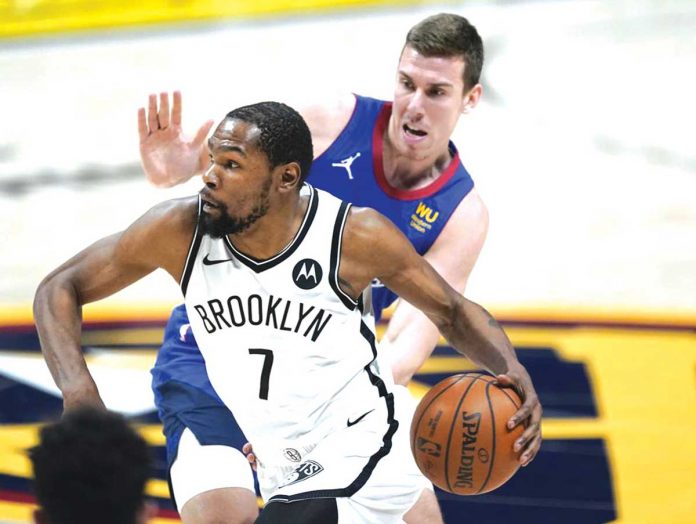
top-left (381, 189), bottom-right (489, 386)
top-left (340, 208), bottom-right (541, 465)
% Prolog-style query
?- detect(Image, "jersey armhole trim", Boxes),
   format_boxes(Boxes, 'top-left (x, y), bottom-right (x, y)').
top-left (329, 201), bottom-right (358, 310)
top-left (180, 196), bottom-right (203, 296)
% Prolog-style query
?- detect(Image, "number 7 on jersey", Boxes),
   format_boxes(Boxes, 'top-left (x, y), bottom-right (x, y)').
top-left (248, 348), bottom-right (274, 400)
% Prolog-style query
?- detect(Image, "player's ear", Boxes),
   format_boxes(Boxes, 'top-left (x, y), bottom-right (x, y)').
top-left (461, 83), bottom-right (483, 114)
top-left (278, 162), bottom-right (302, 192)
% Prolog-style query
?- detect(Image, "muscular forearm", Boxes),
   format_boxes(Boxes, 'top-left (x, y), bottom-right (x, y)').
top-left (438, 297), bottom-right (520, 375)
top-left (33, 277), bottom-right (103, 409)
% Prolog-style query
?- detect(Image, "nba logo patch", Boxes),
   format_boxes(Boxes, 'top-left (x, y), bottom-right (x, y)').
top-left (416, 437), bottom-right (442, 457)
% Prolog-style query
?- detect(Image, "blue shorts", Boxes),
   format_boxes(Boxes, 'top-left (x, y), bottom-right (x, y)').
top-left (151, 304), bottom-right (248, 467)
top-left (154, 380), bottom-right (249, 468)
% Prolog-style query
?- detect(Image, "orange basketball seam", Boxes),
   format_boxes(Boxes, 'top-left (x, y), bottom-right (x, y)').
top-left (477, 381), bottom-right (497, 494)
top-left (496, 385), bottom-right (522, 410)
top-left (443, 373), bottom-right (488, 494)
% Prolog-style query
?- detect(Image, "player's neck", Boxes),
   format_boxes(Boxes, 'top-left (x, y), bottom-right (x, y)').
top-left (226, 194), bottom-right (308, 260)
top-left (381, 136), bottom-right (452, 191)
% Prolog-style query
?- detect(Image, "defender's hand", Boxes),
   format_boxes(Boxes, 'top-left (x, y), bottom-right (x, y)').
top-left (137, 91), bottom-right (214, 188)
top-left (242, 442), bottom-right (258, 471)
top-left (496, 366), bottom-right (542, 467)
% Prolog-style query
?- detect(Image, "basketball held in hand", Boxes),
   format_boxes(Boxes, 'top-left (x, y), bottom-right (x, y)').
top-left (410, 372), bottom-right (524, 495)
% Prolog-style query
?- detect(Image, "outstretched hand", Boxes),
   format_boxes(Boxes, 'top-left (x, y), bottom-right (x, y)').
top-left (496, 366), bottom-right (542, 467)
top-left (137, 91), bottom-right (214, 188)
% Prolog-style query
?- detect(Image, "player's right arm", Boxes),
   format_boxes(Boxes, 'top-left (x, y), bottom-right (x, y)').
top-left (138, 92), bottom-right (355, 186)
top-left (341, 207), bottom-right (542, 465)
top-left (33, 198), bottom-right (197, 410)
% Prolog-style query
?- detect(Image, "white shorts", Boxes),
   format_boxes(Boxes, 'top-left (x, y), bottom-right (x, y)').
top-left (170, 428), bottom-right (256, 510)
top-left (259, 385), bottom-right (430, 523)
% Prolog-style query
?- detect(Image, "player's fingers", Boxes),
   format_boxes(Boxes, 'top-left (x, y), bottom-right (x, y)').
top-left (172, 90), bottom-right (182, 126)
top-left (508, 398), bottom-right (536, 429)
top-left (137, 108), bottom-right (148, 141)
top-left (520, 433), bottom-right (542, 466)
top-left (193, 119), bottom-right (215, 146)
top-left (495, 375), bottom-right (524, 398)
top-left (242, 442), bottom-right (252, 454)
top-left (514, 418), bottom-right (540, 453)
top-left (147, 94), bottom-right (159, 132)
top-left (158, 92), bottom-right (170, 129)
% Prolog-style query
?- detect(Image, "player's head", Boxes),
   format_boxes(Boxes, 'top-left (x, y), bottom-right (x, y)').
top-left (389, 13), bottom-right (484, 160)
top-left (404, 13), bottom-right (484, 91)
top-left (201, 101), bottom-right (313, 238)
top-left (29, 407), bottom-right (154, 524)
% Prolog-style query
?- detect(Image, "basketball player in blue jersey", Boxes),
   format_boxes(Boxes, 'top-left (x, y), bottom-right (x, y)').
top-left (36, 101), bottom-right (542, 524)
top-left (136, 14), bottom-right (507, 524)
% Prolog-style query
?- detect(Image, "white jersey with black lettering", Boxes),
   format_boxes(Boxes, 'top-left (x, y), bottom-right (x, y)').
top-left (181, 184), bottom-right (420, 510)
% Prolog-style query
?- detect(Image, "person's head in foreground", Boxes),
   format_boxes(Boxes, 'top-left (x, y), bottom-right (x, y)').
top-left (29, 407), bottom-right (155, 524)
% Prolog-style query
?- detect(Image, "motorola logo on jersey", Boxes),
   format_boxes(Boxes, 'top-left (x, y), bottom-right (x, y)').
top-left (292, 259), bottom-right (323, 290)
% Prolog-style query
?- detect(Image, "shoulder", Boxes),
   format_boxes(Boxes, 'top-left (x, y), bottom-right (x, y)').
top-left (341, 205), bottom-right (408, 260)
top-left (449, 188), bottom-right (488, 229)
top-left (142, 195), bottom-right (199, 232)
top-left (432, 188), bottom-right (488, 250)
top-left (116, 195), bottom-right (199, 278)
top-left (120, 196), bottom-right (198, 253)
top-left (422, 188), bottom-right (489, 287)
top-left (300, 93), bottom-right (357, 158)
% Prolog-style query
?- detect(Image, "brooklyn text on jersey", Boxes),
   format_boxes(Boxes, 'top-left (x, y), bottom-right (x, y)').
top-left (192, 294), bottom-right (333, 341)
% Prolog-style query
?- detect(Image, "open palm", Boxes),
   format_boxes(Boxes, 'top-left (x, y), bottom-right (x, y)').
top-left (137, 91), bottom-right (214, 187)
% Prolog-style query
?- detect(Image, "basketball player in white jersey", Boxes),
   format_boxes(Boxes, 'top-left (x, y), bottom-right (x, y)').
top-left (138, 15), bottom-right (497, 523)
top-left (35, 102), bottom-right (541, 523)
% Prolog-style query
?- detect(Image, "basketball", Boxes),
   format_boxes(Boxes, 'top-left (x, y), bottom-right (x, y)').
top-left (410, 372), bottom-right (524, 495)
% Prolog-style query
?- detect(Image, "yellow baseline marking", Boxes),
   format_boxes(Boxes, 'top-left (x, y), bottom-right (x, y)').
top-left (82, 328), bottom-right (165, 346)
top-left (416, 357), bottom-right (477, 374)
top-left (522, 328), bottom-right (696, 524)
top-left (0, 424), bottom-right (166, 481)
top-left (0, 500), bottom-right (34, 522)
top-left (145, 479), bottom-right (172, 499)
top-left (0, 0), bottom-right (419, 39)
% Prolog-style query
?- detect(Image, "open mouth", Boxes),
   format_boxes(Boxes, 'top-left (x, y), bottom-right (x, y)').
top-left (200, 192), bottom-right (221, 212)
top-left (403, 124), bottom-right (427, 137)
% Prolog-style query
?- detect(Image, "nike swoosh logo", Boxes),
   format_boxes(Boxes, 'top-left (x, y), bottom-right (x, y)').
top-left (202, 254), bottom-right (235, 265)
top-left (347, 409), bottom-right (374, 427)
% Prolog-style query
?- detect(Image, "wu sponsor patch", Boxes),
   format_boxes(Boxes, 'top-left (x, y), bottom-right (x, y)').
top-left (410, 202), bottom-right (440, 233)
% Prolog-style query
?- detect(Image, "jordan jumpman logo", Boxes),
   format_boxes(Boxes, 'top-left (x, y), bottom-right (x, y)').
top-left (332, 152), bottom-right (361, 180)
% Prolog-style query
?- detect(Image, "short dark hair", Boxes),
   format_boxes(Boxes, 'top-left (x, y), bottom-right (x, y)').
top-left (405, 13), bottom-right (484, 90)
top-left (226, 101), bottom-right (314, 186)
top-left (29, 408), bottom-right (151, 524)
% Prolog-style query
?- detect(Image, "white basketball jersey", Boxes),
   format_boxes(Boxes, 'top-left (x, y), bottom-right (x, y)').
top-left (181, 185), bottom-right (396, 470)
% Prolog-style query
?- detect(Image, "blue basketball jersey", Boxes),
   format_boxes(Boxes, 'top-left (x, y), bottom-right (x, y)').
top-left (308, 95), bottom-right (474, 317)
top-left (152, 94), bottom-right (475, 417)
